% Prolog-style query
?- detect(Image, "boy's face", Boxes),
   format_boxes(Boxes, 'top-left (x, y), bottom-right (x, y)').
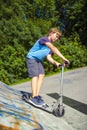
top-left (50, 33), bottom-right (60, 42)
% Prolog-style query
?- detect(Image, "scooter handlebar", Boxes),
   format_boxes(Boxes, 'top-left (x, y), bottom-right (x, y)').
top-left (59, 61), bottom-right (70, 67)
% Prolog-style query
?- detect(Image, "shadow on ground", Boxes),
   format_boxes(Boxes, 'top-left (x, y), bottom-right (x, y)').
top-left (47, 93), bottom-right (87, 115)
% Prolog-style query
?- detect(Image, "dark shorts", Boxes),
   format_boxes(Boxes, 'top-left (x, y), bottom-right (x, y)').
top-left (26, 58), bottom-right (44, 77)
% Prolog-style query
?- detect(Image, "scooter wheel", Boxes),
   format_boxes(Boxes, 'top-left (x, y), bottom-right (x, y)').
top-left (52, 108), bottom-right (65, 117)
top-left (22, 93), bottom-right (30, 101)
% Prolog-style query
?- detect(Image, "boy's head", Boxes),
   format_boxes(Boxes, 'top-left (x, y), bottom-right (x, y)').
top-left (48, 27), bottom-right (62, 42)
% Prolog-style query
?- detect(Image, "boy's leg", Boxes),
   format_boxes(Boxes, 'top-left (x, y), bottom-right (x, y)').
top-left (26, 59), bottom-right (45, 105)
top-left (36, 74), bottom-right (44, 96)
top-left (31, 76), bottom-right (38, 97)
top-left (31, 74), bottom-right (44, 97)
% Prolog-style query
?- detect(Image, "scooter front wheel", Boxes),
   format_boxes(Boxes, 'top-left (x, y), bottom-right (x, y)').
top-left (52, 107), bottom-right (65, 117)
top-left (22, 93), bottom-right (30, 101)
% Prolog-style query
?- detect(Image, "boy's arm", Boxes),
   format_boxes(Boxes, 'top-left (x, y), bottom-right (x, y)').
top-left (46, 54), bottom-right (60, 67)
top-left (45, 42), bottom-right (69, 62)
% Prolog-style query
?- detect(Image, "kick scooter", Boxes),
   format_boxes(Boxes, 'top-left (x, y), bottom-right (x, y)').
top-left (52, 62), bottom-right (67, 116)
top-left (22, 62), bottom-right (70, 117)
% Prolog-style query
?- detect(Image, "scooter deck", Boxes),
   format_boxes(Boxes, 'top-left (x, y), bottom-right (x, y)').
top-left (22, 93), bottom-right (65, 117)
top-left (22, 93), bottom-right (53, 113)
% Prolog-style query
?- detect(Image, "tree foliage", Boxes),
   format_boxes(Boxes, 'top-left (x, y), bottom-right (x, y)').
top-left (0, 0), bottom-right (87, 84)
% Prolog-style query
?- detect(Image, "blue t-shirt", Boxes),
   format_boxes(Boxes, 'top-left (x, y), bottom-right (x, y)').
top-left (27, 37), bottom-right (52, 62)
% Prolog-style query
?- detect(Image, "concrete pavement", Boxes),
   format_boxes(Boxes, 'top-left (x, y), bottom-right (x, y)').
top-left (0, 67), bottom-right (87, 130)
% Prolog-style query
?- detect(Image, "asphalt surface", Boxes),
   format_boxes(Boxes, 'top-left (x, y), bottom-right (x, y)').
top-left (0, 67), bottom-right (87, 130)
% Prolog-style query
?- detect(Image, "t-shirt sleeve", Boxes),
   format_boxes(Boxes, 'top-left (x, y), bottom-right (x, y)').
top-left (49, 50), bottom-right (53, 55)
top-left (39, 37), bottom-right (50, 45)
top-left (39, 37), bottom-right (53, 55)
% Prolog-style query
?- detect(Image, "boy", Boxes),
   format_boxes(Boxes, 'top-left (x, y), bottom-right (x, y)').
top-left (26, 27), bottom-right (69, 107)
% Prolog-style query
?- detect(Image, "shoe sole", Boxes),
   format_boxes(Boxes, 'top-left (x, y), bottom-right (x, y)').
top-left (29, 99), bottom-right (44, 108)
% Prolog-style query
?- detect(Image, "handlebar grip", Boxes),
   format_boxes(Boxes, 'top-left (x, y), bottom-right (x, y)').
top-left (64, 61), bottom-right (70, 65)
top-left (59, 64), bottom-right (63, 67)
top-left (59, 61), bottom-right (70, 67)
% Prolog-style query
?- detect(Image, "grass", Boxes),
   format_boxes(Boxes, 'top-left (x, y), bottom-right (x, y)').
top-left (9, 78), bottom-right (31, 86)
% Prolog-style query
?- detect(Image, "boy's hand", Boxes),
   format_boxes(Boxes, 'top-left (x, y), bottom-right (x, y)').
top-left (63, 61), bottom-right (70, 67)
top-left (62, 58), bottom-right (70, 66)
top-left (54, 61), bottom-right (61, 67)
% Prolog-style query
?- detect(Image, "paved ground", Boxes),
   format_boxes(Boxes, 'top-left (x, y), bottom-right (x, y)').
top-left (0, 67), bottom-right (87, 130)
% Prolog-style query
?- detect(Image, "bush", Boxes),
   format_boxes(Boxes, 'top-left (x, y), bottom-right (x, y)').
top-left (0, 44), bottom-right (27, 84)
top-left (57, 36), bottom-right (87, 68)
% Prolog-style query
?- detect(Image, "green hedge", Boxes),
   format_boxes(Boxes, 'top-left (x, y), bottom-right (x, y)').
top-left (0, 44), bottom-right (27, 84)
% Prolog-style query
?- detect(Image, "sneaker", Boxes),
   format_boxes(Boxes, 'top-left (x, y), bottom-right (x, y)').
top-left (37, 96), bottom-right (45, 104)
top-left (29, 96), bottom-right (44, 107)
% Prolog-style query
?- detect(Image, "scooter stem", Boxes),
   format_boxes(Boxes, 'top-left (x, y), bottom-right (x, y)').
top-left (59, 64), bottom-right (64, 107)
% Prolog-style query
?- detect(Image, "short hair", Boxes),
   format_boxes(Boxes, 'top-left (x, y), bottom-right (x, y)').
top-left (48, 27), bottom-right (62, 37)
